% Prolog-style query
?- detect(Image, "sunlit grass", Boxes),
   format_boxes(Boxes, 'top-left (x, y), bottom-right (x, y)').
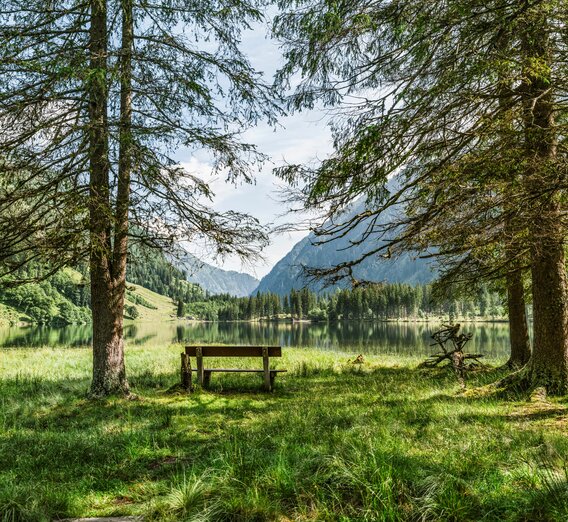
top-left (1, 344), bottom-right (567, 520)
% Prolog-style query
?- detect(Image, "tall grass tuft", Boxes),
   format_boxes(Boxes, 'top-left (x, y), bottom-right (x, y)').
top-left (149, 470), bottom-right (222, 522)
top-left (0, 483), bottom-right (75, 522)
top-left (415, 472), bottom-right (481, 521)
top-left (524, 454), bottom-right (568, 520)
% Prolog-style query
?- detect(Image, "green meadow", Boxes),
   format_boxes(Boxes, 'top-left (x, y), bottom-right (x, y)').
top-left (1, 345), bottom-right (567, 521)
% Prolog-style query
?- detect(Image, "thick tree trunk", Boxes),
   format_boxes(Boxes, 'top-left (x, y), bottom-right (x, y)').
top-left (90, 279), bottom-right (129, 396)
top-left (521, 6), bottom-right (568, 394)
top-left (528, 216), bottom-right (568, 393)
top-left (88, 0), bottom-right (129, 397)
top-left (505, 269), bottom-right (531, 368)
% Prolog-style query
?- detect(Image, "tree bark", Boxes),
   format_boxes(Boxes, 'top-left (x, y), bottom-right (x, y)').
top-left (528, 220), bottom-right (568, 393)
top-left (505, 269), bottom-right (531, 368)
top-left (521, 6), bottom-right (568, 394)
top-left (494, 30), bottom-right (531, 371)
top-left (88, 0), bottom-right (129, 397)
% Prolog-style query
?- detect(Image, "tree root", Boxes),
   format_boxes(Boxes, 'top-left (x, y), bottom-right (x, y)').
top-left (88, 384), bottom-right (133, 400)
top-left (491, 366), bottom-right (532, 395)
top-left (472, 363), bottom-right (568, 399)
top-left (166, 382), bottom-right (193, 395)
top-left (498, 358), bottom-right (529, 372)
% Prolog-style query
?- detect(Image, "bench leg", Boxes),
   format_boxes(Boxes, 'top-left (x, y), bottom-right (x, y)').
top-left (203, 370), bottom-right (211, 389)
top-left (180, 353), bottom-right (193, 392)
top-left (263, 347), bottom-right (271, 391)
top-left (270, 371), bottom-right (276, 390)
top-left (196, 347), bottom-right (204, 386)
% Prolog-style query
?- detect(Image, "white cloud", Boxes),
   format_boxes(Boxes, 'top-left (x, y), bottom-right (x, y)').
top-left (172, 25), bottom-right (334, 280)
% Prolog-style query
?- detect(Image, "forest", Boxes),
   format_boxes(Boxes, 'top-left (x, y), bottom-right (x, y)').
top-left (0, 255), bottom-right (504, 325)
top-left (181, 284), bottom-right (504, 322)
top-left (1, 0), bottom-right (568, 520)
top-left (0, 246), bottom-right (204, 325)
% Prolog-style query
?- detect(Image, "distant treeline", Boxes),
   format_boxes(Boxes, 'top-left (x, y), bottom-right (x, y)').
top-left (181, 283), bottom-right (505, 322)
top-left (0, 249), bottom-right (505, 326)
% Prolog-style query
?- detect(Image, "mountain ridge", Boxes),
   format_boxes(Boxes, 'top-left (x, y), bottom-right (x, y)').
top-left (254, 199), bottom-right (435, 295)
top-left (170, 251), bottom-right (259, 297)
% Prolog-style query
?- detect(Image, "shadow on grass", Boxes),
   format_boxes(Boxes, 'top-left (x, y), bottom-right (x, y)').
top-left (2, 363), bottom-right (567, 520)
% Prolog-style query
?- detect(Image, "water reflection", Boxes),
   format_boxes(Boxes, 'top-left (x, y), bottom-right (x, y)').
top-left (0, 320), bottom-right (513, 358)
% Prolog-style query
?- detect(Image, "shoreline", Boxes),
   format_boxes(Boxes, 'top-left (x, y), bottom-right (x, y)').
top-left (2, 316), bottom-right (513, 328)
top-left (175, 316), bottom-right (512, 325)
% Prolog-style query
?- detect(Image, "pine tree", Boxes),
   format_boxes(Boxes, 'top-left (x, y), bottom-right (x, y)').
top-left (274, 0), bottom-right (568, 393)
top-left (0, 0), bottom-right (278, 396)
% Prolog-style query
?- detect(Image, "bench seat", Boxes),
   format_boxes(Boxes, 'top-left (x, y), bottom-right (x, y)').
top-left (191, 369), bottom-right (287, 373)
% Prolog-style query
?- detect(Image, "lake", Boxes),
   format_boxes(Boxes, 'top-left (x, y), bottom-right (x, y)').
top-left (0, 320), bottom-right (513, 359)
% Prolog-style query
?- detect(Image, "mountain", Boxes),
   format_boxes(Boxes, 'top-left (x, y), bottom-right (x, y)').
top-left (128, 243), bottom-right (258, 298)
top-left (172, 252), bottom-right (259, 297)
top-left (255, 200), bottom-right (435, 295)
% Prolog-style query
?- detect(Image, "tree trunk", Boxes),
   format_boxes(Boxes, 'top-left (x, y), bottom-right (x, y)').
top-left (528, 219), bottom-right (568, 393)
top-left (495, 31), bottom-right (531, 370)
top-left (90, 279), bottom-right (129, 397)
top-left (505, 269), bottom-right (531, 368)
top-left (88, 0), bottom-right (129, 397)
top-left (521, 6), bottom-right (568, 394)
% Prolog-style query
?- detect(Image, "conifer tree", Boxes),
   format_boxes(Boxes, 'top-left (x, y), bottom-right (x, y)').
top-left (274, 0), bottom-right (568, 393)
top-left (177, 300), bottom-right (185, 318)
top-left (0, 0), bottom-right (278, 396)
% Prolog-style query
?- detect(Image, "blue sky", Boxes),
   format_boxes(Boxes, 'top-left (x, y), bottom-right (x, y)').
top-left (176, 20), bottom-right (333, 279)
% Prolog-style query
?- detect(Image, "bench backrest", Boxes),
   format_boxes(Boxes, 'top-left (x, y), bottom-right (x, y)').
top-left (185, 345), bottom-right (282, 357)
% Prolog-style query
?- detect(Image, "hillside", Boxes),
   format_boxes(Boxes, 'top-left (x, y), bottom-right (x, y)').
top-left (256, 201), bottom-right (435, 295)
top-left (125, 283), bottom-right (177, 322)
top-left (0, 267), bottom-right (91, 326)
top-left (129, 244), bottom-right (259, 297)
top-left (127, 244), bottom-right (205, 303)
top-left (0, 267), bottom-right (178, 327)
top-left (0, 241), bottom-right (260, 325)
top-left (0, 245), bottom-right (194, 326)
top-left (171, 251), bottom-right (259, 297)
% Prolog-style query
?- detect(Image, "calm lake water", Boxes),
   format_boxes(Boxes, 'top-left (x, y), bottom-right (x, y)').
top-left (0, 321), bottom-right (512, 359)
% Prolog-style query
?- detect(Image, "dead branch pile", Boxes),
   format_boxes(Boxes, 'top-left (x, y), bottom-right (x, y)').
top-left (419, 324), bottom-right (485, 388)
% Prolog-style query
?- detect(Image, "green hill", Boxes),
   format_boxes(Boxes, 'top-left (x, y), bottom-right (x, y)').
top-left (124, 283), bottom-right (177, 322)
top-left (0, 243), bottom-right (258, 326)
top-left (0, 276), bottom-right (179, 327)
top-left (0, 267), bottom-right (91, 326)
top-left (0, 245), bottom-right (196, 326)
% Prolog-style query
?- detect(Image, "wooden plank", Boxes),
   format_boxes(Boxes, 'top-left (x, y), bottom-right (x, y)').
top-left (263, 346), bottom-right (271, 391)
top-left (185, 345), bottom-right (282, 357)
top-left (196, 346), bottom-right (204, 386)
top-left (190, 368), bottom-right (287, 373)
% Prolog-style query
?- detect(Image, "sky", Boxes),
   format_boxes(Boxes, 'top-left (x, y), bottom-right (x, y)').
top-left (175, 21), bottom-right (334, 280)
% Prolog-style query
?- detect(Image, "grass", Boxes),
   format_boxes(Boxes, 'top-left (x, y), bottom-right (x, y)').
top-left (125, 284), bottom-right (177, 322)
top-left (1, 345), bottom-right (568, 521)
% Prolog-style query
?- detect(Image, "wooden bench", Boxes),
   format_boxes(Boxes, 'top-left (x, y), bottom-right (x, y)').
top-left (181, 345), bottom-right (286, 391)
